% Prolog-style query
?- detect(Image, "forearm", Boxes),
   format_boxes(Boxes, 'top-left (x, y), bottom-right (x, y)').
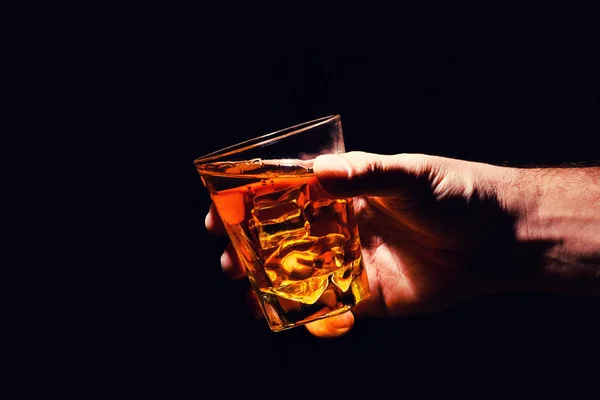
top-left (507, 166), bottom-right (600, 296)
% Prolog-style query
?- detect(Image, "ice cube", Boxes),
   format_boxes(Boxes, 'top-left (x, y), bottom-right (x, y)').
top-left (264, 234), bottom-right (346, 285)
top-left (250, 183), bottom-right (310, 249)
top-left (306, 198), bottom-right (350, 238)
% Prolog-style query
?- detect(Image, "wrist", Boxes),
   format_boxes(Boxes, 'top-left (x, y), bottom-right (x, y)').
top-left (496, 165), bottom-right (600, 296)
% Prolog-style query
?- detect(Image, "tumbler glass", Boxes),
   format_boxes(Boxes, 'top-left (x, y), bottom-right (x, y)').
top-left (194, 115), bottom-right (370, 332)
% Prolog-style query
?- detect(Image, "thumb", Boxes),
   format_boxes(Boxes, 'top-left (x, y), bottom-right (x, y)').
top-left (313, 151), bottom-right (434, 198)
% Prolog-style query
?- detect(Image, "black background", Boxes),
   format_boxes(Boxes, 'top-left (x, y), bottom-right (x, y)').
top-left (3, 3), bottom-right (599, 396)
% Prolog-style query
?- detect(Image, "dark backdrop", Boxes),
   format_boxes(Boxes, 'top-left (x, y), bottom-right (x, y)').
top-left (3, 3), bottom-right (599, 396)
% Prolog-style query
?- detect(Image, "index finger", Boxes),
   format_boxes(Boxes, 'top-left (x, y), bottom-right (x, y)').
top-left (205, 203), bottom-right (227, 235)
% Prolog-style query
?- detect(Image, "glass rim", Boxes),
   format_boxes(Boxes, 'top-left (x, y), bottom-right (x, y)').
top-left (193, 114), bottom-right (340, 165)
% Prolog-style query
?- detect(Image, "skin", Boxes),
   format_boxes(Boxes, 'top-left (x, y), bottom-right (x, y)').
top-left (205, 151), bottom-right (600, 338)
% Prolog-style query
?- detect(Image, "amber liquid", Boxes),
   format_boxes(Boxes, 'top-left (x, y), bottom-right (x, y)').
top-left (197, 158), bottom-right (370, 331)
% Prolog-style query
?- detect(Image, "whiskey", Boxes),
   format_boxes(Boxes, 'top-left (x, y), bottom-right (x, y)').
top-left (197, 158), bottom-right (370, 331)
